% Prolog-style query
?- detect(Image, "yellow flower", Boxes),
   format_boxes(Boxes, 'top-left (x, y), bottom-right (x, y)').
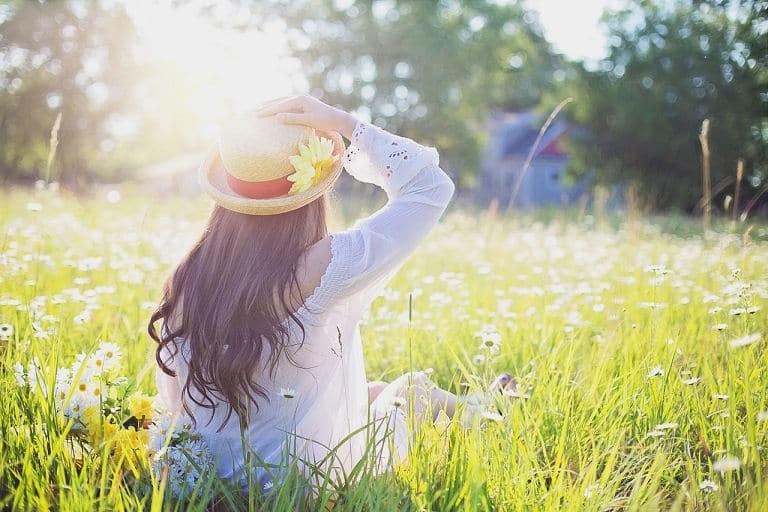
top-left (111, 427), bottom-right (149, 476)
top-left (287, 136), bottom-right (337, 195)
top-left (128, 393), bottom-right (154, 426)
top-left (82, 405), bottom-right (101, 438)
top-left (82, 405), bottom-right (118, 445)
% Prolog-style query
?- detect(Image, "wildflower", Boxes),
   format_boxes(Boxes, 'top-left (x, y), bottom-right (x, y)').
top-left (390, 396), bottom-right (406, 408)
top-left (26, 357), bottom-right (44, 391)
top-left (713, 394), bottom-right (729, 400)
top-left (583, 484), bottom-right (600, 499)
top-left (699, 479), bottom-right (719, 493)
top-left (710, 323), bottom-right (728, 331)
top-left (129, 394), bottom-right (155, 426)
top-left (53, 379), bottom-right (71, 404)
top-left (477, 326), bottom-right (502, 352)
top-left (648, 365), bottom-right (664, 378)
top-left (655, 422), bottom-right (678, 430)
top-left (757, 411), bottom-right (768, 422)
top-left (13, 362), bottom-right (26, 387)
top-left (713, 456), bottom-right (741, 473)
top-left (95, 342), bottom-right (122, 370)
top-left (64, 394), bottom-right (89, 421)
top-left (481, 411), bottom-right (504, 423)
top-left (503, 389), bottom-right (531, 399)
top-left (147, 412), bottom-right (178, 454)
top-left (73, 310), bottom-right (92, 324)
top-left (111, 427), bottom-right (149, 476)
top-left (728, 333), bottom-right (762, 349)
top-left (0, 323), bottom-right (13, 340)
top-left (279, 387), bottom-right (296, 399)
top-left (83, 405), bottom-right (117, 445)
top-left (639, 302), bottom-right (668, 309)
top-left (682, 377), bottom-right (702, 385)
top-left (26, 202), bottom-right (42, 211)
top-left (472, 354), bottom-right (486, 366)
top-left (152, 438), bottom-right (215, 498)
top-left (85, 381), bottom-right (104, 404)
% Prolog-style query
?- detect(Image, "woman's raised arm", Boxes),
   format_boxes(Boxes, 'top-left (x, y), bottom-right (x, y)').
top-left (256, 95), bottom-right (455, 313)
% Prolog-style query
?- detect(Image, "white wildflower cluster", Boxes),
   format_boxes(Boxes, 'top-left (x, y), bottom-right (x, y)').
top-left (646, 422), bottom-right (678, 439)
top-left (13, 343), bottom-right (215, 499)
top-left (149, 410), bottom-right (215, 498)
top-left (13, 342), bottom-right (123, 424)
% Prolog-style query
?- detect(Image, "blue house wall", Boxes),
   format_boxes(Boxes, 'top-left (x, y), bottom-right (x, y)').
top-left (477, 110), bottom-right (588, 207)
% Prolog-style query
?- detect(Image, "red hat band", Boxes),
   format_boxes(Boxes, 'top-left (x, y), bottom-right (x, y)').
top-left (225, 171), bottom-right (293, 199)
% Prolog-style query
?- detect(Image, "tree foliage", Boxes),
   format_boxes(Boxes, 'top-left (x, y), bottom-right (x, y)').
top-left (557, 0), bottom-right (768, 212)
top-left (0, 0), bottom-right (145, 184)
top-left (256, 0), bottom-right (563, 185)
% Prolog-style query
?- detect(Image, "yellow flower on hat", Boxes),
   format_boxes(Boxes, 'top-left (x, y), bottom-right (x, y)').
top-left (287, 136), bottom-right (337, 195)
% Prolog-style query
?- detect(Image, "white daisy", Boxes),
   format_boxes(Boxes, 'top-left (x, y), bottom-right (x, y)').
top-left (0, 323), bottom-right (13, 340)
top-left (95, 342), bottom-right (122, 371)
top-left (279, 387), bottom-right (296, 399)
top-left (13, 362), bottom-right (26, 387)
top-left (481, 411), bottom-right (504, 423)
top-left (728, 333), bottom-right (762, 349)
top-left (713, 456), bottom-right (741, 473)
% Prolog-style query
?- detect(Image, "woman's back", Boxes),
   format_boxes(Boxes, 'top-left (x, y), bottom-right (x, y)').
top-left (154, 110), bottom-right (455, 492)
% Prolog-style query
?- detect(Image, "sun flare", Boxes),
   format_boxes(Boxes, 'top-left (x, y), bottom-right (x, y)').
top-left (127, 1), bottom-right (302, 134)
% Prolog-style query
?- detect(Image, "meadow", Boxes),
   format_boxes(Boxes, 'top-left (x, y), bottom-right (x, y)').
top-left (1, 186), bottom-right (766, 511)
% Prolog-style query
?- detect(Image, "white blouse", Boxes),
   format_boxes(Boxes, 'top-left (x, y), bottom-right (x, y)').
top-left (156, 119), bottom-right (455, 491)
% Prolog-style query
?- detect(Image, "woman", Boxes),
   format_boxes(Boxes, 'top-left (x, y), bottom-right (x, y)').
top-left (148, 95), bottom-right (510, 493)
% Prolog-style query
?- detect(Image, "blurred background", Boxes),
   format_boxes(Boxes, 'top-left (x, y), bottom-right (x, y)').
top-left (0, 0), bottom-right (765, 215)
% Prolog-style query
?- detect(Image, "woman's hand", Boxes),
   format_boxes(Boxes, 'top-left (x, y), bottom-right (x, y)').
top-left (254, 95), bottom-right (358, 140)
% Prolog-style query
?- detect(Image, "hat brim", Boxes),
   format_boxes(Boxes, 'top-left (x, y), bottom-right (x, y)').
top-left (199, 130), bottom-right (346, 215)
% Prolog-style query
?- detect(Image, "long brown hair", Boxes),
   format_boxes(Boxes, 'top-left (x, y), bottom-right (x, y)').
top-left (148, 195), bottom-right (329, 429)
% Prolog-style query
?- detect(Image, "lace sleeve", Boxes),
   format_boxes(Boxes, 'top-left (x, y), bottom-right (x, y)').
top-left (342, 121), bottom-right (442, 197)
top-left (303, 121), bottom-right (455, 314)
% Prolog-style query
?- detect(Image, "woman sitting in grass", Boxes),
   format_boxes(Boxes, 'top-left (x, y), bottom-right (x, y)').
top-left (148, 95), bottom-right (513, 493)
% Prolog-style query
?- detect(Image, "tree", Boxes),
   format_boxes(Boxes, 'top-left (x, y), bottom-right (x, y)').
top-left (556, 0), bottom-right (768, 212)
top-left (251, 0), bottom-right (563, 186)
top-left (0, 0), bottom-right (143, 184)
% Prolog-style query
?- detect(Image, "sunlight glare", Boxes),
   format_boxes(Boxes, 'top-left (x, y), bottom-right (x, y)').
top-left (127, 1), bottom-right (303, 136)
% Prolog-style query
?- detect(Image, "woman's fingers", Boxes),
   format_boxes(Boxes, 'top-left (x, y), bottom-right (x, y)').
top-left (275, 112), bottom-right (313, 127)
top-left (253, 95), bottom-right (292, 111)
top-left (255, 95), bottom-right (307, 117)
top-left (254, 95), bottom-right (298, 111)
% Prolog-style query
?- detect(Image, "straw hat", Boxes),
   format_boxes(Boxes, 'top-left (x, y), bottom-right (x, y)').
top-left (199, 114), bottom-right (346, 215)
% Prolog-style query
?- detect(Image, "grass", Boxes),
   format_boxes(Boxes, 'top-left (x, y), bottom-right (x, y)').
top-left (0, 185), bottom-right (766, 511)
